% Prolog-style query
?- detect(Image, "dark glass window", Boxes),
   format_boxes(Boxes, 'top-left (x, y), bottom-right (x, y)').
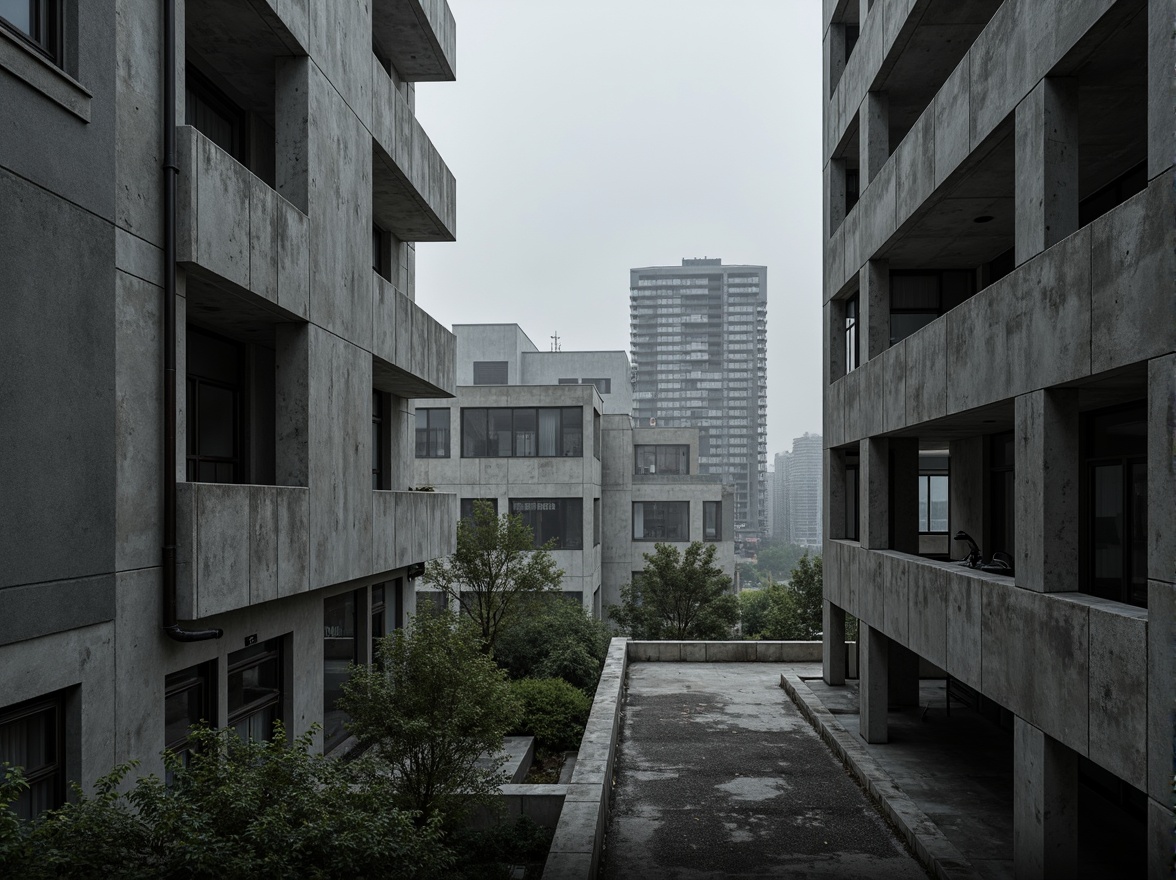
top-left (703, 501), bottom-right (722, 541)
top-left (844, 24), bottom-right (859, 60)
top-left (845, 452), bottom-right (860, 541)
top-left (186, 327), bottom-right (242, 484)
top-left (890, 271), bottom-right (975, 346)
top-left (1083, 403), bottom-right (1147, 607)
top-left (633, 501), bottom-right (689, 542)
top-left (472, 361), bottom-right (508, 385)
top-left (634, 444), bottom-right (689, 475)
top-left (372, 225), bottom-right (388, 280)
top-left (558, 378), bottom-right (579, 385)
top-left (918, 475), bottom-right (949, 533)
top-left (0, 692), bottom-right (65, 820)
top-left (415, 408), bottom-right (450, 458)
top-left (988, 432), bottom-right (1015, 562)
top-left (593, 498), bottom-right (601, 546)
top-left (460, 497), bottom-right (499, 521)
top-left (510, 498), bottom-right (583, 550)
top-left (164, 662), bottom-right (214, 780)
top-left (227, 639), bottom-right (283, 742)
top-left (593, 411), bottom-right (601, 461)
top-left (0, 0), bottom-right (60, 64)
top-left (371, 583), bottom-right (385, 665)
top-left (844, 295), bottom-right (859, 374)
top-left (462, 408), bottom-right (582, 458)
top-left (583, 378), bottom-right (611, 394)
top-left (845, 168), bottom-right (860, 215)
top-left (185, 67), bottom-right (246, 162)
top-left (372, 391), bottom-right (384, 488)
top-left (323, 592), bottom-right (361, 753)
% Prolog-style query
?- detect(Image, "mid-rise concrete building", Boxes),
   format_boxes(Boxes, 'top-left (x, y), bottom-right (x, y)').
top-left (0, 0), bottom-right (459, 813)
top-left (415, 325), bottom-right (736, 617)
top-left (630, 258), bottom-right (768, 538)
top-left (820, 0), bottom-right (1174, 874)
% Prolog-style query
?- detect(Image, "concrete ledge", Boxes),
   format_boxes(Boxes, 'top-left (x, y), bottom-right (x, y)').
top-left (780, 672), bottom-right (982, 880)
top-left (543, 637), bottom-right (628, 880)
top-left (626, 640), bottom-right (823, 662)
top-left (470, 784), bottom-right (567, 831)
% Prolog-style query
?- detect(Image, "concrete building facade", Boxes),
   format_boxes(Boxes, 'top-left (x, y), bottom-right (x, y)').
top-left (630, 258), bottom-right (768, 539)
top-left (0, 0), bottom-right (459, 813)
top-left (820, 0), bottom-right (1175, 875)
top-left (415, 325), bottom-right (735, 617)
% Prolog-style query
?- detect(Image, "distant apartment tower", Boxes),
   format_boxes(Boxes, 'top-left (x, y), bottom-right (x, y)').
top-left (785, 433), bottom-right (823, 546)
top-left (630, 258), bottom-right (768, 538)
top-left (822, 0), bottom-right (1173, 874)
top-left (772, 452), bottom-right (790, 542)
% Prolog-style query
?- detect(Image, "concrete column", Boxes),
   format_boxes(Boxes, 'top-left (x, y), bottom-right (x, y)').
top-left (1147, 578), bottom-right (1175, 875)
top-left (275, 56), bottom-right (310, 214)
top-left (1147, 354), bottom-right (1175, 584)
top-left (859, 623), bottom-right (889, 743)
top-left (860, 91), bottom-right (889, 185)
top-left (1148, 0), bottom-right (1176, 179)
top-left (859, 258), bottom-right (889, 361)
top-left (860, 437), bottom-right (888, 549)
top-left (1015, 77), bottom-right (1079, 266)
top-left (1148, 797), bottom-right (1176, 880)
top-left (949, 436), bottom-right (987, 558)
top-left (1014, 389), bottom-right (1080, 592)
top-left (827, 25), bottom-right (847, 100)
top-left (823, 601), bottom-right (847, 686)
top-left (1014, 717), bottom-right (1078, 879)
top-left (274, 323), bottom-right (309, 488)
top-left (826, 447), bottom-right (847, 541)
top-left (859, 0), bottom-right (872, 26)
top-left (891, 439), bottom-right (920, 555)
top-left (887, 640), bottom-right (920, 708)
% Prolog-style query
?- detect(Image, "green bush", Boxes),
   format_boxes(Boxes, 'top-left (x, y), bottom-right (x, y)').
top-left (0, 727), bottom-right (452, 880)
top-left (494, 595), bottom-right (611, 693)
top-left (508, 678), bottom-right (591, 752)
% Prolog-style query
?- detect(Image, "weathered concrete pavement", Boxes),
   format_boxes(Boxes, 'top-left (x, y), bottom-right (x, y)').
top-left (600, 663), bottom-right (931, 879)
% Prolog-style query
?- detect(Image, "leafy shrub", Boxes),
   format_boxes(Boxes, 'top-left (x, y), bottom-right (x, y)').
top-left (508, 678), bottom-right (591, 752)
top-left (0, 727), bottom-right (451, 880)
top-left (341, 611), bottom-right (520, 825)
top-left (494, 595), bottom-right (610, 693)
top-left (610, 542), bottom-right (738, 640)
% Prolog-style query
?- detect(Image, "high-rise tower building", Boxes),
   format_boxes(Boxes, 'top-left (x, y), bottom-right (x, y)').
top-left (785, 433), bottom-right (823, 547)
top-left (630, 259), bottom-right (768, 537)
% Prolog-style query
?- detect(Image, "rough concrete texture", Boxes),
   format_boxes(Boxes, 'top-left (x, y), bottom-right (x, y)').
top-left (793, 676), bottom-right (1151, 880)
top-left (601, 663), bottom-right (929, 879)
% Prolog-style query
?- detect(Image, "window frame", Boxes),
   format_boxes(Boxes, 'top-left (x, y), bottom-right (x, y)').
top-left (461, 407), bottom-right (582, 458)
top-left (634, 444), bottom-right (690, 475)
top-left (0, 0), bottom-right (62, 65)
top-left (632, 500), bottom-right (690, 542)
top-left (459, 497), bottom-right (499, 520)
top-left (164, 662), bottom-right (215, 775)
top-left (917, 473), bottom-right (950, 534)
top-left (323, 590), bottom-right (363, 754)
top-left (227, 639), bottom-right (284, 743)
top-left (415, 407), bottom-right (451, 459)
top-left (0, 691), bottom-right (65, 820)
top-left (509, 497), bottom-right (583, 550)
top-left (186, 326), bottom-right (244, 484)
top-left (844, 294), bottom-right (859, 374)
top-left (472, 361), bottom-right (508, 385)
top-left (703, 500), bottom-right (722, 541)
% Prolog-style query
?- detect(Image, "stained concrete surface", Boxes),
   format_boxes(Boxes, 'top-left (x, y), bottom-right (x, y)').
top-left (600, 663), bottom-right (930, 879)
top-left (802, 678), bottom-right (1148, 879)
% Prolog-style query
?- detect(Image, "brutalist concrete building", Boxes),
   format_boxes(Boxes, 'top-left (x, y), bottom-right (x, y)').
top-left (414, 324), bottom-right (735, 617)
top-left (630, 258), bottom-right (768, 539)
top-left (820, 0), bottom-right (1174, 874)
top-left (0, 0), bottom-right (459, 813)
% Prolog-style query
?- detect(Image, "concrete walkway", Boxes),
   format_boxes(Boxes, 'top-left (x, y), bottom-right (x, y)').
top-left (600, 663), bottom-right (931, 879)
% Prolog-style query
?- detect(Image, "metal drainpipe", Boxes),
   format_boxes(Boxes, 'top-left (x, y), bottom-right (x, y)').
top-left (162, 0), bottom-right (221, 642)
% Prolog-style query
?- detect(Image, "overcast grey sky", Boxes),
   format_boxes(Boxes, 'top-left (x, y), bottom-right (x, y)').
top-left (414, 0), bottom-right (823, 458)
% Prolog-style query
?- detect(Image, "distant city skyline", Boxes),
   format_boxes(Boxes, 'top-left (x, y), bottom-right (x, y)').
top-left (412, 1), bottom-right (823, 456)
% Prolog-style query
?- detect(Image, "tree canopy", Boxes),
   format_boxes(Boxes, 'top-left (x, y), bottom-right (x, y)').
top-left (423, 500), bottom-right (564, 652)
top-left (609, 541), bottom-right (737, 640)
top-left (340, 611), bottom-right (520, 826)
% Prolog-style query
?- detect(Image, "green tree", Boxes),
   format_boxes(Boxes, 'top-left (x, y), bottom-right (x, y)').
top-left (0, 727), bottom-right (451, 879)
top-left (609, 541), bottom-right (738, 640)
top-left (340, 611), bottom-right (520, 826)
top-left (754, 540), bottom-right (808, 581)
top-left (424, 500), bottom-right (564, 653)
top-left (493, 594), bottom-right (611, 693)
top-left (739, 587), bottom-right (772, 639)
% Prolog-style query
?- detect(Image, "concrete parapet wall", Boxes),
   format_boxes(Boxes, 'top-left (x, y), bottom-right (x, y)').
top-left (626, 640), bottom-right (823, 663)
top-left (543, 637), bottom-right (628, 879)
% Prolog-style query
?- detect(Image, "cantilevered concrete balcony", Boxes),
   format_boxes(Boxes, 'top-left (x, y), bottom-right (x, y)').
top-left (373, 489), bottom-right (456, 572)
top-left (176, 483), bottom-right (311, 620)
top-left (371, 57), bottom-right (456, 242)
top-left (372, 0), bottom-right (456, 82)
top-left (372, 272), bottom-right (456, 397)
top-left (176, 125), bottom-right (310, 322)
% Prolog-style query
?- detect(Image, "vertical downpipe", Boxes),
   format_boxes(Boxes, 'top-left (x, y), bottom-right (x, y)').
top-left (162, 0), bottom-right (221, 642)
